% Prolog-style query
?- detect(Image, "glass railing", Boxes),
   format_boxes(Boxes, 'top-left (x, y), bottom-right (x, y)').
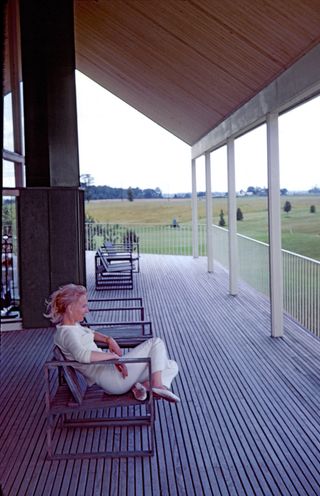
top-left (85, 222), bottom-right (207, 256)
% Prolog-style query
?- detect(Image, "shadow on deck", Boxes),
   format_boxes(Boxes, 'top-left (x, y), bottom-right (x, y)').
top-left (1, 253), bottom-right (320, 495)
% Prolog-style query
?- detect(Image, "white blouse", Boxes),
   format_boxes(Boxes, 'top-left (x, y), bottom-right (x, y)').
top-left (54, 323), bottom-right (108, 386)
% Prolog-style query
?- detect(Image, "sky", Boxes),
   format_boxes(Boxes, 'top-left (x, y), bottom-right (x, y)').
top-left (76, 71), bottom-right (191, 195)
top-left (3, 71), bottom-right (319, 194)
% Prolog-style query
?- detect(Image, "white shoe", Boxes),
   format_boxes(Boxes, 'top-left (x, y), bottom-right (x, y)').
top-left (152, 387), bottom-right (180, 403)
top-left (132, 382), bottom-right (147, 401)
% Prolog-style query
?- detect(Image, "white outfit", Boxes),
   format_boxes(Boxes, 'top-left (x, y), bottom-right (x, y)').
top-left (54, 323), bottom-right (178, 395)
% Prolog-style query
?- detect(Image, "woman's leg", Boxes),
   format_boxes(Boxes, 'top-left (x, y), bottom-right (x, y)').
top-left (95, 337), bottom-right (176, 395)
top-left (160, 359), bottom-right (179, 389)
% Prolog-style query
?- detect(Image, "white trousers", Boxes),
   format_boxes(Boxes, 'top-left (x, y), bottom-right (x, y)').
top-left (94, 337), bottom-right (179, 395)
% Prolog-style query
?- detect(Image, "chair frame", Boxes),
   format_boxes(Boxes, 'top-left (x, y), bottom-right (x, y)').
top-left (85, 296), bottom-right (153, 346)
top-left (95, 249), bottom-right (133, 290)
top-left (45, 349), bottom-right (155, 460)
top-left (103, 242), bottom-right (140, 272)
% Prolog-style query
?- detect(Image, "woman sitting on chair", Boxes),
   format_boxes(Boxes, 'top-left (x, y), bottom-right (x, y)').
top-left (45, 283), bottom-right (180, 403)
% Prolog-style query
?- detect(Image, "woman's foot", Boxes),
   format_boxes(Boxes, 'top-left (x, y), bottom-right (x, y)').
top-left (132, 382), bottom-right (147, 401)
top-left (152, 386), bottom-right (180, 403)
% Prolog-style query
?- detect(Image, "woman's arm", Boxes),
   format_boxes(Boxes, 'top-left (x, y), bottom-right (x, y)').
top-left (90, 349), bottom-right (128, 378)
top-left (93, 331), bottom-right (110, 346)
top-left (90, 350), bottom-right (120, 362)
top-left (93, 332), bottom-right (122, 357)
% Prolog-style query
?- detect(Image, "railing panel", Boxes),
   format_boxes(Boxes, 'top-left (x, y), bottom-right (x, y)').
top-left (85, 223), bottom-right (207, 256)
top-left (211, 226), bottom-right (320, 338)
top-left (212, 225), bottom-right (229, 269)
top-left (283, 251), bottom-right (320, 337)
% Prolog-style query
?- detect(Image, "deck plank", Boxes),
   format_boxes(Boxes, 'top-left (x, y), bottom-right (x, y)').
top-left (1, 253), bottom-right (320, 495)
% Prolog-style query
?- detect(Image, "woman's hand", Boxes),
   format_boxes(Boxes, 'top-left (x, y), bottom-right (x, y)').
top-left (115, 362), bottom-right (128, 378)
top-left (90, 350), bottom-right (128, 377)
top-left (108, 337), bottom-right (122, 357)
top-left (106, 340), bottom-right (127, 377)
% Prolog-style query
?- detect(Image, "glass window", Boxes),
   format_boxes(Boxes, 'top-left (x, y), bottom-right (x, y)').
top-left (2, 160), bottom-right (16, 187)
top-left (3, 92), bottom-right (14, 152)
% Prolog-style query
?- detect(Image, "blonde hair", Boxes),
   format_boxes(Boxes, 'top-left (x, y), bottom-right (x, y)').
top-left (44, 283), bottom-right (87, 324)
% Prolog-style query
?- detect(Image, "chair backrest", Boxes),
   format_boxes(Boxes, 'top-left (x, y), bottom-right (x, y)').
top-left (104, 241), bottom-right (117, 254)
top-left (53, 346), bottom-right (87, 404)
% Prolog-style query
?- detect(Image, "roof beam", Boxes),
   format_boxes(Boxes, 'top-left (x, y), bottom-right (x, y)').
top-left (192, 43), bottom-right (320, 159)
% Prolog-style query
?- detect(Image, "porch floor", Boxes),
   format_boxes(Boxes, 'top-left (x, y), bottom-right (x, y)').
top-left (1, 253), bottom-right (320, 495)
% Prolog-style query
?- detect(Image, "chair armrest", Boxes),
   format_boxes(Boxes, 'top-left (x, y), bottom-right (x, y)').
top-left (46, 356), bottom-right (151, 368)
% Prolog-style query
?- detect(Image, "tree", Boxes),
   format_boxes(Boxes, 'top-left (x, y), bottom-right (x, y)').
top-left (237, 207), bottom-right (243, 221)
top-left (310, 205), bottom-right (316, 213)
top-left (155, 187), bottom-right (162, 198)
top-left (308, 186), bottom-right (320, 194)
top-left (283, 200), bottom-right (292, 214)
top-left (247, 186), bottom-right (256, 194)
top-left (280, 188), bottom-right (288, 196)
top-left (127, 186), bottom-right (134, 202)
top-left (80, 173), bottom-right (94, 201)
top-left (219, 209), bottom-right (226, 227)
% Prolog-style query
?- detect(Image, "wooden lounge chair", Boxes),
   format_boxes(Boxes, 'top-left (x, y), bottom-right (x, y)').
top-left (103, 241), bottom-right (140, 272)
top-left (45, 346), bottom-right (155, 459)
top-left (95, 248), bottom-right (133, 290)
top-left (85, 296), bottom-right (153, 346)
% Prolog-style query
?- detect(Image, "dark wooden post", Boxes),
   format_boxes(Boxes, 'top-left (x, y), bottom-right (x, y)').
top-left (18, 0), bottom-right (86, 327)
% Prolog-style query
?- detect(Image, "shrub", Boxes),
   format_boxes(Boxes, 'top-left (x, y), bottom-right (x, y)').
top-left (123, 229), bottom-right (139, 247)
top-left (237, 207), bottom-right (243, 221)
top-left (283, 200), bottom-right (292, 214)
top-left (127, 187), bottom-right (134, 202)
top-left (219, 209), bottom-right (226, 227)
top-left (310, 205), bottom-right (316, 213)
top-left (103, 224), bottom-right (122, 244)
top-left (85, 213), bottom-right (95, 224)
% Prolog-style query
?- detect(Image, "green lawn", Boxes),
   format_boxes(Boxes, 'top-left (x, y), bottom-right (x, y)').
top-left (85, 195), bottom-right (320, 261)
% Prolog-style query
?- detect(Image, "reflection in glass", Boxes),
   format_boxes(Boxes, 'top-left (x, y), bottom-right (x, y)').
top-left (1, 196), bottom-right (20, 319)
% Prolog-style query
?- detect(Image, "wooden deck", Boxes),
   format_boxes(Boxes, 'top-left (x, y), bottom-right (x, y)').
top-left (1, 253), bottom-right (320, 496)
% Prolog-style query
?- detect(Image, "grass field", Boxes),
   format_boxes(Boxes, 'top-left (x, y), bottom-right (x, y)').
top-left (85, 195), bottom-right (320, 261)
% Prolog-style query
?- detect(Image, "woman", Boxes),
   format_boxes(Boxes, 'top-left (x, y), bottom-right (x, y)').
top-left (45, 283), bottom-right (180, 403)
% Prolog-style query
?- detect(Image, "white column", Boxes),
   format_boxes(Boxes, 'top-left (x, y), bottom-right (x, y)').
top-left (227, 138), bottom-right (238, 295)
top-left (205, 151), bottom-right (213, 272)
top-left (267, 113), bottom-right (284, 337)
top-left (191, 158), bottom-right (199, 258)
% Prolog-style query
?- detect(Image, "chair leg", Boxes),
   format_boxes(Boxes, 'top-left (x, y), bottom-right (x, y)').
top-left (46, 414), bottom-right (54, 458)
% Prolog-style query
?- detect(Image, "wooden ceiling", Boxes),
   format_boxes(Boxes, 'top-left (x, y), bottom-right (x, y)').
top-left (74, 0), bottom-right (320, 146)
